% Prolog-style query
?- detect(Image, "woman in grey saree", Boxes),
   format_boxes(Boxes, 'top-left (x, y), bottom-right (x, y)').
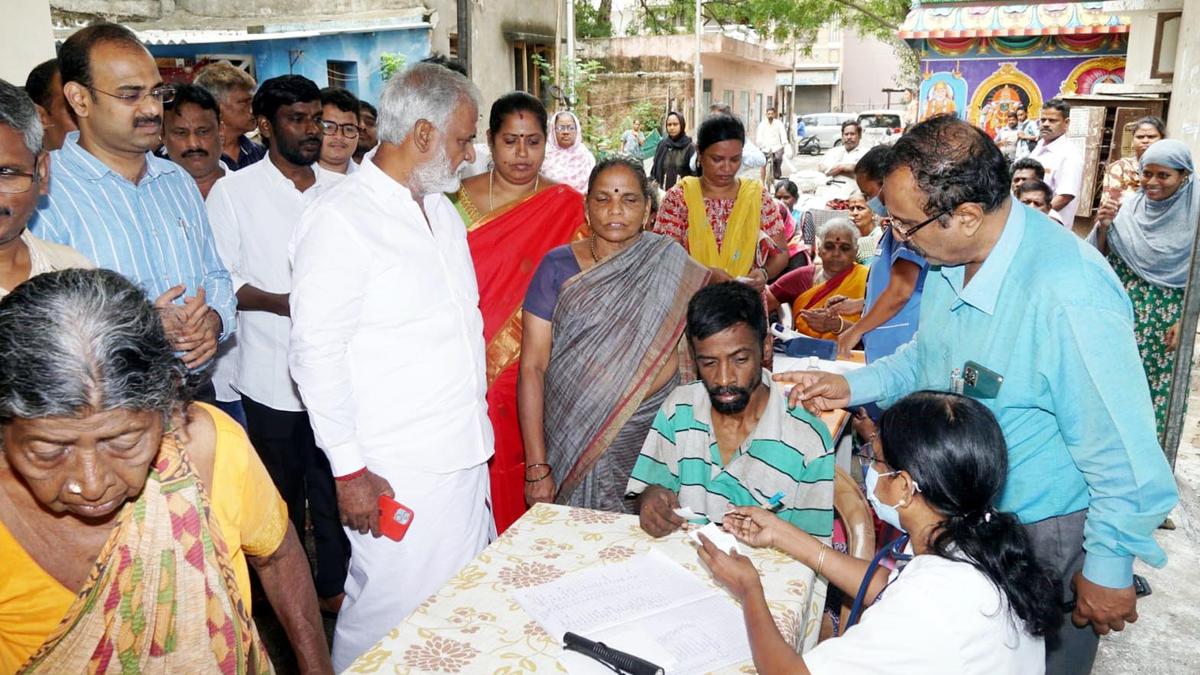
top-left (519, 157), bottom-right (710, 512)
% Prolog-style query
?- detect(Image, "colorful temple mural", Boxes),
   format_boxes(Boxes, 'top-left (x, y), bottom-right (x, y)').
top-left (899, 3), bottom-right (1130, 134)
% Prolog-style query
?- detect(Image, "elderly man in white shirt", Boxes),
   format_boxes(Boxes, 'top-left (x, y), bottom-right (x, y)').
top-left (818, 120), bottom-right (867, 178)
top-left (289, 63), bottom-right (491, 671)
top-left (1030, 99), bottom-right (1084, 227)
top-left (756, 106), bottom-right (789, 182)
top-left (207, 74), bottom-right (351, 612)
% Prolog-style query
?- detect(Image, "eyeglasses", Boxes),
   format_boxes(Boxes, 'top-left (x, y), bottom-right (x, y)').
top-left (893, 209), bottom-right (948, 239)
top-left (0, 158), bottom-right (41, 194)
top-left (321, 121), bottom-right (361, 139)
top-left (555, 125), bottom-right (577, 132)
top-left (90, 85), bottom-right (176, 106)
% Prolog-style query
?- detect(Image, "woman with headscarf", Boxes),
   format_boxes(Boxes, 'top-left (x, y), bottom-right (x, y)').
top-left (650, 111), bottom-right (695, 191)
top-left (542, 110), bottom-right (596, 194)
top-left (1091, 139), bottom-right (1198, 435)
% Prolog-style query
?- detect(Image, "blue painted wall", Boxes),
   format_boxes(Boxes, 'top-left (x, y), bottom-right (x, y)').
top-left (149, 27), bottom-right (431, 105)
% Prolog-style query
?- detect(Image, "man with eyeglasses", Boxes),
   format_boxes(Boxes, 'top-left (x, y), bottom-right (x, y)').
top-left (28, 22), bottom-right (236, 398)
top-left (206, 74), bottom-right (349, 614)
top-left (0, 79), bottom-right (91, 298)
top-left (318, 86), bottom-right (362, 175)
top-left (780, 115), bottom-right (1177, 675)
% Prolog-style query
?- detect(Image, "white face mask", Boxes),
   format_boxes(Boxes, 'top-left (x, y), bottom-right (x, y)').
top-left (864, 464), bottom-right (917, 532)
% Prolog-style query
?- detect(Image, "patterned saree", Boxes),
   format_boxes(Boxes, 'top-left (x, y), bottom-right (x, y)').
top-left (19, 436), bottom-right (271, 674)
top-left (545, 233), bottom-right (710, 509)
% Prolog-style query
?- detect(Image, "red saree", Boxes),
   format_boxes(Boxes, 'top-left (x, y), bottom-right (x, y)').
top-left (461, 184), bottom-right (587, 533)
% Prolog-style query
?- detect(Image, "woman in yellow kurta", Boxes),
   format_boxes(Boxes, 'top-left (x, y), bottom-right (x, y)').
top-left (652, 114), bottom-right (790, 289)
top-left (794, 218), bottom-right (869, 339)
top-left (0, 269), bottom-right (331, 674)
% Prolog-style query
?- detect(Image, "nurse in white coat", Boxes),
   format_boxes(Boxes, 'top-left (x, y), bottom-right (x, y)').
top-left (699, 390), bottom-right (1061, 675)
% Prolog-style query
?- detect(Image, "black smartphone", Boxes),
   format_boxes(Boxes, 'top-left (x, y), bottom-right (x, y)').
top-left (1062, 574), bottom-right (1152, 612)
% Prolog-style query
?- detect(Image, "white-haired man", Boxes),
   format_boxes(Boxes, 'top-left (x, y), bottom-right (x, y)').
top-left (289, 63), bottom-right (490, 670)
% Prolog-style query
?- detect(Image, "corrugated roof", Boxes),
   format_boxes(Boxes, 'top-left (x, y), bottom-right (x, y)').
top-left (55, 8), bottom-right (430, 46)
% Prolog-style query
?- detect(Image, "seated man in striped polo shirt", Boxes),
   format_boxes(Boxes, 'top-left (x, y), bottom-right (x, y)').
top-left (627, 282), bottom-right (836, 540)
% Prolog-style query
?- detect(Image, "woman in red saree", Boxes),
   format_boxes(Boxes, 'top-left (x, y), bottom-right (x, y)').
top-left (450, 92), bottom-right (587, 533)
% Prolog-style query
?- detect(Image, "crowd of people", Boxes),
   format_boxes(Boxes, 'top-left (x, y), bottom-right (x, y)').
top-left (0, 18), bottom-right (1188, 675)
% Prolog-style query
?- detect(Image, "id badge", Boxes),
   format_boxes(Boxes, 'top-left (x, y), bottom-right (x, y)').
top-left (962, 360), bottom-right (1003, 399)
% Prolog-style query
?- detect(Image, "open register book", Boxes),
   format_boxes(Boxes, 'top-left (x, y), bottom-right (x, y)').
top-left (512, 550), bottom-right (752, 673)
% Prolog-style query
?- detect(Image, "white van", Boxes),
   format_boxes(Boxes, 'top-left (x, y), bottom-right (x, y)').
top-left (796, 112), bottom-right (857, 152)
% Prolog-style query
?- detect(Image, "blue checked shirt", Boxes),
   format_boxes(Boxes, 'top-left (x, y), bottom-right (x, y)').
top-left (845, 200), bottom-right (1178, 589)
top-left (29, 132), bottom-right (236, 345)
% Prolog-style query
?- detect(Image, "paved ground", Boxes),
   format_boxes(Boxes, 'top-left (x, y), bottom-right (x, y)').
top-left (1092, 348), bottom-right (1200, 675)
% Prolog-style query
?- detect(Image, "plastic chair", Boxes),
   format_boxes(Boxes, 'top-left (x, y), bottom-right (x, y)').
top-left (818, 466), bottom-right (876, 641)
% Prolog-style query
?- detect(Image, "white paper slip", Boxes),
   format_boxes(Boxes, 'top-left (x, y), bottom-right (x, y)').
top-left (524, 551), bottom-right (753, 674)
top-left (672, 506), bottom-right (700, 520)
top-left (513, 550), bottom-right (716, 640)
top-left (688, 522), bottom-right (742, 555)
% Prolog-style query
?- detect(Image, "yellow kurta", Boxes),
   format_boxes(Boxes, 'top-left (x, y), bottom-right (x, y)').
top-left (0, 403), bottom-right (288, 673)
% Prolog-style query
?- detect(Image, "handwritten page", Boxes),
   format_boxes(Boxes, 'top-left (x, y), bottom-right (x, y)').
top-left (513, 551), bottom-right (752, 672)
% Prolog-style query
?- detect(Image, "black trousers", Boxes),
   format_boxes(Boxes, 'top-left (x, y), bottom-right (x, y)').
top-left (242, 395), bottom-right (349, 598)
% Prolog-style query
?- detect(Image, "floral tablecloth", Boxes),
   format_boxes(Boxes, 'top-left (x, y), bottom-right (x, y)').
top-left (346, 503), bottom-right (826, 674)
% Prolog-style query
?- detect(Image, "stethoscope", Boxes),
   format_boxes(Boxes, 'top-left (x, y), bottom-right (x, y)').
top-left (841, 534), bottom-right (912, 635)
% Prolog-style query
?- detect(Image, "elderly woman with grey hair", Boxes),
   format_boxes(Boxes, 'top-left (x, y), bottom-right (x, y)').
top-left (0, 269), bottom-right (331, 673)
top-left (785, 218), bottom-right (870, 339)
top-left (0, 78), bottom-right (91, 298)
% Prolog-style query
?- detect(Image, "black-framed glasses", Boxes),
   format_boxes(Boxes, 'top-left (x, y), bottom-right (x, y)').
top-left (0, 158), bottom-right (41, 194)
top-left (90, 85), bottom-right (176, 106)
top-left (894, 209), bottom-right (947, 239)
top-left (321, 121), bottom-right (361, 139)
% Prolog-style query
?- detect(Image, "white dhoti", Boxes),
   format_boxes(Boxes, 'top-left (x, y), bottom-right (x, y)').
top-left (331, 462), bottom-right (492, 672)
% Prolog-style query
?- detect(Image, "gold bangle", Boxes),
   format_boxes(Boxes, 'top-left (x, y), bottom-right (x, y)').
top-left (815, 545), bottom-right (829, 577)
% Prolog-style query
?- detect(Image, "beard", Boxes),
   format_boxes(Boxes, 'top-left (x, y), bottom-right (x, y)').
top-left (707, 384), bottom-right (753, 415)
top-left (410, 143), bottom-right (461, 195)
top-left (276, 133), bottom-right (321, 167)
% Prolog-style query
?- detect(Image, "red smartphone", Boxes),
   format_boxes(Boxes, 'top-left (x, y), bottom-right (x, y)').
top-left (378, 494), bottom-right (415, 542)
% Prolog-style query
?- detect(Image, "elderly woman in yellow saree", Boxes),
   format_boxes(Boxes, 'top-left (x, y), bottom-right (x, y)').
top-left (519, 157), bottom-right (709, 512)
top-left (0, 270), bottom-right (330, 673)
top-left (449, 93), bottom-right (588, 533)
top-left (793, 218), bottom-right (869, 339)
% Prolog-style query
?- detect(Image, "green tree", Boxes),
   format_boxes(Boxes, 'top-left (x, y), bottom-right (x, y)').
top-left (635, 0), bottom-right (910, 43)
top-left (576, 0), bottom-right (614, 38)
top-left (380, 53), bottom-right (407, 81)
top-left (531, 53), bottom-right (609, 149)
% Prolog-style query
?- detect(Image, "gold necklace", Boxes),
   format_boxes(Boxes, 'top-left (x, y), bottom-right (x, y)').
top-left (488, 169), bottom-right (539, 212)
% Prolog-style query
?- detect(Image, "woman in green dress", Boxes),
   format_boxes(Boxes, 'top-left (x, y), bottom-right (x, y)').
top-left (1092, 139), bottom-right (1198, 436)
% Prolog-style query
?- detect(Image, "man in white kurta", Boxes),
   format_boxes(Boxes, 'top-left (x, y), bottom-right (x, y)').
top-left (288, 64), bottom-right (491, 671)
top-left (208, 74), bottom-right (350, 606)
top-left (818, 120), bottom-right (867, 178)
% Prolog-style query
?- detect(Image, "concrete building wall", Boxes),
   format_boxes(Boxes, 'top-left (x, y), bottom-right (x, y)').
top-left (51, 1), bottom-right (400, 19)
top-left (448, 0), bottom-right (559, 118)
top-left (1166, 0), bottom-right (1199, 152)
top-left (3, 0), bottom-right (55, 84)
top-left (839, 31), bottom-right (902, 112)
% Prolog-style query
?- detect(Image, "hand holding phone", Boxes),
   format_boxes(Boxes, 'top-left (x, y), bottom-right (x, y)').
top-left (378, 494), bottom-right (415, 542)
